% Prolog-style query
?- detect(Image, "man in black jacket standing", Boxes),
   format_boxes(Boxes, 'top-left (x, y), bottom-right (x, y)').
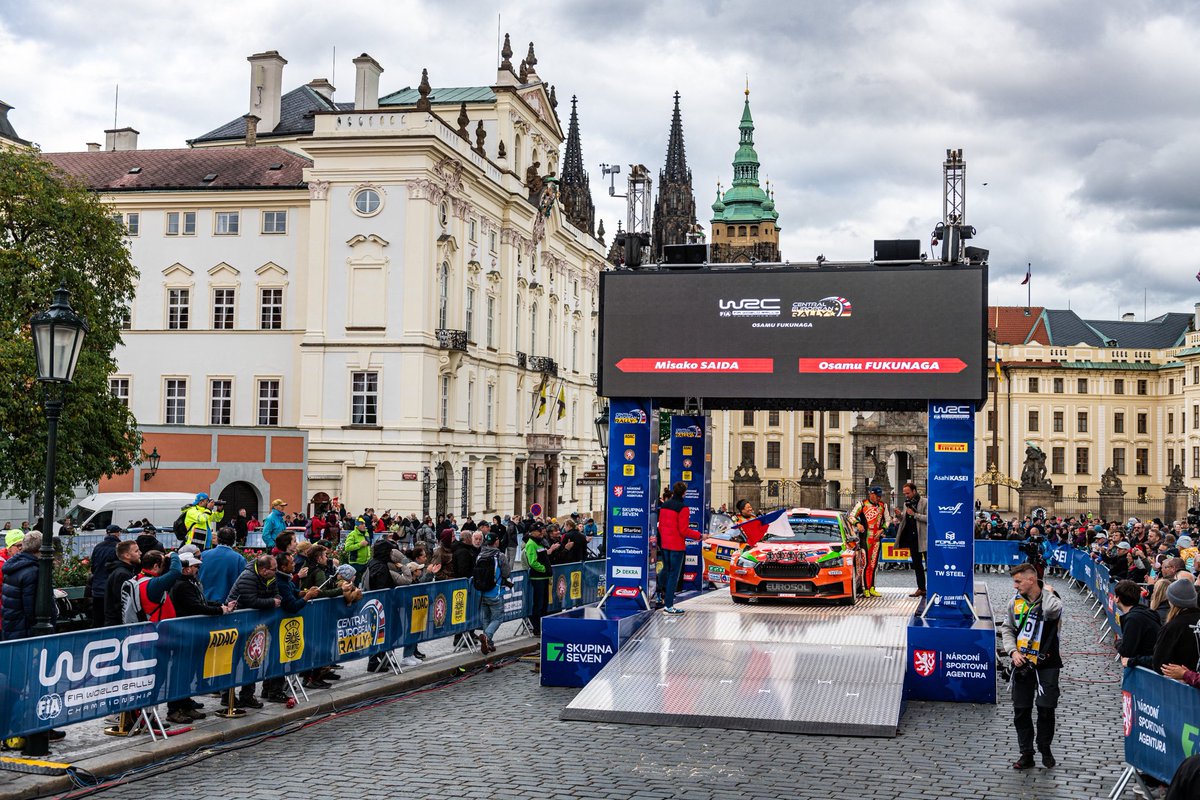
top-left (103, 541), bottom-right (142, 626)
top-left (1114, 579), bottom-right (1160, 670)
top-left (88, 525), bottom-right (123, 628)
top-left (167, 551), bottom-right (235, 722)
top-left (225, 556), bottom-right (281, 709)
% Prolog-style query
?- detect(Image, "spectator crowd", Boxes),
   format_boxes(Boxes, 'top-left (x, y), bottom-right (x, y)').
top-left (0, 493), bottom-right (601, 752)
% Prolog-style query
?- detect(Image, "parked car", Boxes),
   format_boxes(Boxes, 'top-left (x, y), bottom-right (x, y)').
top-left (58, 492), bottom-right (196, 534)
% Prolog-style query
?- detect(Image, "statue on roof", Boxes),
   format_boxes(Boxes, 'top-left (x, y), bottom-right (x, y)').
top-left (524, 161), bottom-right (543, 202)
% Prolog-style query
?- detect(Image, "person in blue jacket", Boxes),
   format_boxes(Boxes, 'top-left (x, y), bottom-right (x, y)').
top-left (261, 499), bottom-right (288, 550)
top-left (1, 531), bottom-right (51, 639)
top-left (199, 527), bottom-right (245, 603)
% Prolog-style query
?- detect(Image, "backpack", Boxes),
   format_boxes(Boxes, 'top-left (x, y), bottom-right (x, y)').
top-left (121, 575), bottom-right (150, 624)
top-left (472, 553), bottom-right (499, 593)
top-left (173, 511), bottom-right (189, 542)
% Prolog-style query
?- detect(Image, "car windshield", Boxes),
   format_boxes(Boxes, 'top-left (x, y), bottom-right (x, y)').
top-left (759, 516), bottom-right (844, 544)
top-left (63, 503), bottom-right (97, 528)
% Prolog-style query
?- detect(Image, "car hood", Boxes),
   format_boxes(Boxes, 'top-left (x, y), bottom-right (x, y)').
top-left (741, 541), bottom-right (842, 562)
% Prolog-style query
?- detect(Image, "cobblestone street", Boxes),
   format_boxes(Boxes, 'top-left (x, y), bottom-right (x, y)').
top-left (78, 570), bottom-right (1126, 800)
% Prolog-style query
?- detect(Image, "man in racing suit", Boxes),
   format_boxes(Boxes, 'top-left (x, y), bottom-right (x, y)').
top-left (851, 486), bottom-right (889, 597)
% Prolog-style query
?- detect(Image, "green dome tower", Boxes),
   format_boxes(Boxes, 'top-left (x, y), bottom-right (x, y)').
top-left (709, 85), bottom-right (781, 263)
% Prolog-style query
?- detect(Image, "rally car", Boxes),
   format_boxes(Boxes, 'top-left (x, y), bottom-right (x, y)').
top-left (700, 512), bottom-right (743, 584)
top-left (727, 508), bottom-right (858, 604)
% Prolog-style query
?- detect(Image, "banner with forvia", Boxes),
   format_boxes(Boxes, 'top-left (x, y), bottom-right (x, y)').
top-left (924, 401), bottom-right (976, 618)
top-left (606, 398), bottom-right (655, 608)
top-left (670, 414), bottom-right (709, 592)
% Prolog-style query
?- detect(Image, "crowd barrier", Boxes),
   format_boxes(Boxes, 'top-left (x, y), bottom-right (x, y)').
top-left (0, 559), bottom-right (605, 739)
top-left (1049, 544), bottom-right (1200, 788)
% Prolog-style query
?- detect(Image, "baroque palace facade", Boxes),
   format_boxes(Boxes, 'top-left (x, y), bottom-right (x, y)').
top-left (711, 305), bottom-right (1200, 514)
top-left (29, 38), bottom-right (609, 521)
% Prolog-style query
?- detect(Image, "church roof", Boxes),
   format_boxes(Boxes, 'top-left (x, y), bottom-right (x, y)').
top-left (0, 101), bottom-right (31, 146)
top-left (40, 146), bottom-right (310, 191)
top-left (191, 85), bottom-right (350, 144)
top-left (661, 91), bottom-right (690, 184)
top-left (990, 305), bottom-right (1193, 349)
top-left (379, 86), bottom-right (496, 105)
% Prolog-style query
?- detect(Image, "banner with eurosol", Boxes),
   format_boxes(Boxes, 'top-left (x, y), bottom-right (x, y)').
top-left (670, 414), bottom-right (709, 592)
top-left (606, 398), bottom-right (655, 609)
top-left (0, 561), bottom-right (605, 739)
top-left (925, 400), bottom-right (976, 618)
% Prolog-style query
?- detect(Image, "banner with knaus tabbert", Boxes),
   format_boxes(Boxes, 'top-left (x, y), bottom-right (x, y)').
top-left (0, 562), bottom-right (605, 740)
top-left (924, 401), bottom-right (976, 617)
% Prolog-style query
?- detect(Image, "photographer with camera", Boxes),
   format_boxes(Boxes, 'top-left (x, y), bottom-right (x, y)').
top-left (183, 492), bottom-right (225, 550)
top-left (1018, 525), bottom-right (1047, 581)
top-left (999, 562), bottom-right (1064, 770)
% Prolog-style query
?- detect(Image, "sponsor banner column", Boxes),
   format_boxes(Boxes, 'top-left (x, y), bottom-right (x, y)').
top-left (606, 398), bottom-right (655, 608)
top-left (670, 414), bottom-right (709, 592)
top-left (925, 401), bottom-right (976, 617)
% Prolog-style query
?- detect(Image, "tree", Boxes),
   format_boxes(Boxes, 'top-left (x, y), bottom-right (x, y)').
top-left (0, 147), bottom-right (142, 508)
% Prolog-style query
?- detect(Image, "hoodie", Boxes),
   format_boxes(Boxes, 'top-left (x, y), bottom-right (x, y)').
top-left (1117, 603), bottom-right (1161, 668)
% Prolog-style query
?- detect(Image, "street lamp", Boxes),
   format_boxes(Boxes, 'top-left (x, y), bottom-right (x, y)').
top-left (143, 447), bottom-right (161, 481)
top-left (29, 286), bottom-right (88, 639)
top-left (594, 406), bottom-right (610, 461)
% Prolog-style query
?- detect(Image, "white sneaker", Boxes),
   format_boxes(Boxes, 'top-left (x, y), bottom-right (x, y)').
top-left (399, 656), bottom-right (422, 667)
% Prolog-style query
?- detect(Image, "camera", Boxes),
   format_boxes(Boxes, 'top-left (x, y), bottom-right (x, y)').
top-left (1018, 534), bottom-right (1044, 565)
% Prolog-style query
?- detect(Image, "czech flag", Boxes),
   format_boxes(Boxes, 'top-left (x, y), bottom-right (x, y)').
top-left (733, 508), bottom-right (792, 546)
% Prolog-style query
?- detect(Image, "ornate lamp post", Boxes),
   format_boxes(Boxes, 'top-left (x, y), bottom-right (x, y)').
top-left (29, 286), bottom-right (88, 638)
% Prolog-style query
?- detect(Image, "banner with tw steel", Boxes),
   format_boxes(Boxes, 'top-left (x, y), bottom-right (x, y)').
top-left (669, 414), bottom-right (709, 592)
top-left (925, 401), bottom-right (977, 617)
top-left (597, 264), bottom-right (986, 406)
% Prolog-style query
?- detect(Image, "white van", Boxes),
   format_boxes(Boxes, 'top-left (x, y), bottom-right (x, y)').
top-left (59, 492), bottom-right (198, 534)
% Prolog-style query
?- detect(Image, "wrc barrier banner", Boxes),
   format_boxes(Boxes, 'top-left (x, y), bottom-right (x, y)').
top-left (0, 561), bottom-right (604, 739)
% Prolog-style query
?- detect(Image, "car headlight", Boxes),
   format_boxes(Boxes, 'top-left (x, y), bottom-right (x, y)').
top-left (736, 554), bottom-right (758, 568)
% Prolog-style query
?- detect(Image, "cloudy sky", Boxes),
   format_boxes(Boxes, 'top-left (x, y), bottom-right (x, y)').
top-left (4, 0), bottom-right (1198, 321)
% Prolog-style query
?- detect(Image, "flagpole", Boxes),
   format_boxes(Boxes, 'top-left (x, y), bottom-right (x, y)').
top-left (1027, 262), bottom-right (1031, 310)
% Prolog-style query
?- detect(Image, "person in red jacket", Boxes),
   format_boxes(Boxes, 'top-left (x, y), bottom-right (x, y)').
top-left (658, 481), bottom-right (701, 615)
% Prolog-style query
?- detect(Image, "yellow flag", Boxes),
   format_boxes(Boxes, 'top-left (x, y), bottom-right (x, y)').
top-left (557, 384), bottom-right (566, 420)
top-left (536, 378), bottom-right (548, 417)
top-left (995, 358), bottom-right (1003, 382)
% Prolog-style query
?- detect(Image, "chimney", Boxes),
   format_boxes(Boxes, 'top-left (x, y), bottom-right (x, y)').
top-left (247, 50), bottom-right (287, 133)
top-left (104, 127), bottom-right (139, 151)
top-left (243, 114), bottom-right (259, 147)
top-left (1122, 312), bottom-right (1136, 321)
top-left (352, 53), bottom-right (383, 110)
top-left (1194, 302), bottom-right (1200, 331)
top-left (86, 142), bottom-right (101, 152)
top-left (307, 78), bottom-right (335, 102)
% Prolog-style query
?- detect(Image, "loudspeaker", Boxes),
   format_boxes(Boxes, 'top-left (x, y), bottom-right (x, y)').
top-left (663, 243), bottom-right (707, 267)
top-left (873, 239), bottom-right (921, 262)
top-left (965, 246), bottom-right (989, 264)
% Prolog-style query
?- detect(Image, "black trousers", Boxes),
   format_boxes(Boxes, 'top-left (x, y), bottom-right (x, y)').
top-left (910, 547), bottom-right (926, 592)
top-left (1012, 667), bottom-right (1059, 755)
top-left (530, 579), bottom-right (550, 634)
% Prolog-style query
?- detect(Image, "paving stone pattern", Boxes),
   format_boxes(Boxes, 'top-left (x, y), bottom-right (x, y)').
top-left (90, 570), bottom-right (1128, 800)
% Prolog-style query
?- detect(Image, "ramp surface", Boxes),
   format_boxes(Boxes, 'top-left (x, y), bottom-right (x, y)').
top-left (561, 588), bottom-right (918, 737)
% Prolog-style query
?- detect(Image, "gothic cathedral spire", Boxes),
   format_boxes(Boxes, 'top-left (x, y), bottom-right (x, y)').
top-left (651, 91), bottom-right (698, 260)
top-left (559, 95), bottom-right (596, 237)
